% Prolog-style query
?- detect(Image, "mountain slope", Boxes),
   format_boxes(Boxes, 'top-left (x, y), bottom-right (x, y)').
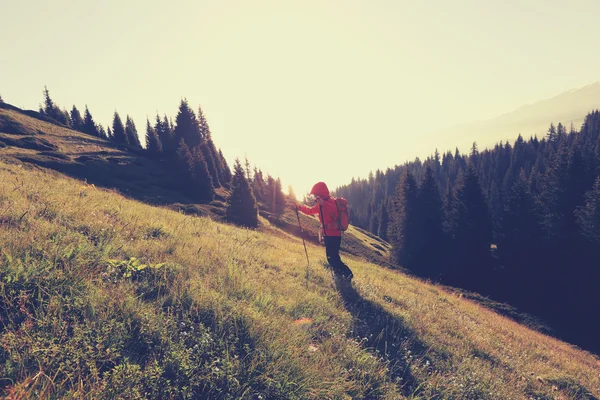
top-left (423, 81), bottom-right (600, 154)
top-left (1, 107), bottom-right (599, 399)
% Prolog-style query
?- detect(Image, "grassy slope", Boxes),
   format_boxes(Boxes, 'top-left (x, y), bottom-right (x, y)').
top-left (1, 109), bottom-right (599, 399)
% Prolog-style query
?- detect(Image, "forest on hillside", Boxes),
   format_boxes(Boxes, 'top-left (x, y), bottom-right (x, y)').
top-left (29, 88), bottom-right (288, 229)
top-left (336, 111), bottom-right (600, 354)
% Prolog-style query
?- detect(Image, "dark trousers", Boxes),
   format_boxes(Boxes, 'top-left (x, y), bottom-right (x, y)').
top-left (324, 236), bottom-right (353, 279)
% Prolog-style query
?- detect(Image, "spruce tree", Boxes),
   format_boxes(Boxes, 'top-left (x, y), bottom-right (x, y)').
top-left (200, 140), bottom-right (221, 187)
top-left (265, 175), bottom-right (286, 216)
top-left (97, 124), bottom-right (107, 139)
top-left (416, 166), bottom-right (445, 278)
top-left (226, 158), bottom-right (259, 228)
top-left (145, 119), bottom-right (162, 156)
top-left (576, 176), bottom-right (600, 245)
top-left (125, 116), bottom-right (142, 149)
top-left (175, 139), bottom-right (195, 182)
top-left (389, 171), bottom-right (419, 269)
top-left (252, 167), bottom-right (265, 203)
top-left (198, 105), bottom-right (225, 184)
top-left (288, 185), bottom-right (297, 202)
top-left (498, 170), bottom-right (543, 305)
top-left (447, 165), bottom-right (492, 286)
top-left (82, 106), bottom-right (99, 137)
top-left (377, 200), bottom-right (390, 241)
top-left (219, 149), bottom-right (232, 186)
top-left (70, 106), bottom-right (84, 132)
top-left (173, 99), bottom-right (202, 149)
top-left (41, 86), bottom-right (69, 125)
top-left (155, 114), bottom-right (174, 156)
top-left (112, 112), bottom-right (127, 144)
top-left (190, 147), bottom-right (215, 202)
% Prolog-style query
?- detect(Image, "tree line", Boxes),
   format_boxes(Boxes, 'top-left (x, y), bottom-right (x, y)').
top-left (336, 112), bottom-right (600, 353)
top-left (37, 87), bottom-right (287, 229)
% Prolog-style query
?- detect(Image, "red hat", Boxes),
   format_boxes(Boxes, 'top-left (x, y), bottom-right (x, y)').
top-left (310, 182), bottom-right (330, 198)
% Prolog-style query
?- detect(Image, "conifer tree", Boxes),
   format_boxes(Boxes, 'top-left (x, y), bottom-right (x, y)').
top-left (368, 199), bottom-right (379, 234)
top-left (82, 106), bottom-right (99, 137)
top-left (377, 200), bottom-right (390, 241)
top-left (576, 176), bottom-right (600, 245)
top-left (175, 139), bottom-right (195, 182)
top-left (125, 116), bottom-right (142, 149)
top-left (112, 112), bottom-right (127, 145)
top-left (145, 119), bottom-right (162, 156)
top-left (219, 149), bottom-right (232, 186)
top-left (70, 106), bottom-right (84, 132)
top-left (416, 165), bottom-right (445, 278)
top-left (288, 185), bottom-right (297, 202)
top-left (41, 86), bottom-right (69, 125)
top-left (265, 175), bottom-right (286, 216)
top-left (447, 165), bottom-right (492, 286)
top-left (190, 147), bottom-right (215, 202)
top-left (107, 126), bottom-right (113, 141)
top-left (173, 99), bottom-right (201, 149)
top-left (198, 105), bottom-right (225, 184)
top-left (174, 139), bottom-right (213, 202)
top-left (97, 124), bottom-right (107, 139)
top-left (498, 170), bottom-right (543, 303)
top-left (155, 114), bottom-right (174, 156)
top-left (200, 140), bottom-right (221, 187)
top-left (389, 171), bottom-right (419, 268)
top-left (0, 94), bottom-right (3, 103)
top-left (226, 158), bottom-right (259, 228)
top-left (252, 167), bottom-right (265, 202)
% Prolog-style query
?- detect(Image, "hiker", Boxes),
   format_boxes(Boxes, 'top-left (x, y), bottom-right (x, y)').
top-left (293, 182), bottom-right (354, 281)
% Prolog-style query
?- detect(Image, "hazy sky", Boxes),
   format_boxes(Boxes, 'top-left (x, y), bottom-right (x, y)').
top-left (2, 0), bottom-right (600, 195)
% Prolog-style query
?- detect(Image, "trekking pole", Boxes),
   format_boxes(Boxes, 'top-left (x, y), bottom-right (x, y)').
top-left (295, 206), bottom-right (310, 288)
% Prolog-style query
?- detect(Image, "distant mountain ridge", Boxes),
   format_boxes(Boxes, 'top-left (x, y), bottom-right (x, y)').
top-left (425, 81), bottom-right (600, 153)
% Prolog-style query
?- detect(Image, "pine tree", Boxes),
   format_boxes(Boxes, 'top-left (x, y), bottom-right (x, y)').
top-left (377, 200), bottom-right (390, 241)
top-left (175, 139), bottom-right (195, 182)
top-left (389, 171), bottom-right (419, 269)
top-left (173, 99), bottom-right (202, 149)
top-left (145, 119), bottom-right (162, 156)
top-left (70, 106), bottom-right (84, 132)
top-left (198, 105), bottom-right (225, 185)
top-left (226, 158), bottom-right (259, 228)
top-left (125, 116), bottom-right (142, 149)
top-left (219, 149), bottom-right (232, 186)
top-left (498, 170), bottom-right (543, 305)
top-left (288, 185), bottom-right (297, 202)
top-left (576, 176), bottom-right (600, 245)
top-left (252, 167), bottom-right (265, 202)
top-left (112, 112), bottom-right (127, 144)
top-left (96, 124), bottom-right (107, 139)
top-left (190, 147), bottom-right (215, 202)
top-left (155, 114), bottom-right (174, 156)
top-left (368, 199), bottom-right (379, 234)
top-left (447, 165), bottom-right (492, 286)
top-left (265, 175), bottom-right (286, 216)
top-left (82, 106), bottom-right (99, 137)
top-left (41, 86), bottom-right (69, 125)
top-left (174, 139), bottom-right (213, 202)
top-left (415, 166), bottom-right (445, 278)
top-left (200, 140), bottom-right (221, 187)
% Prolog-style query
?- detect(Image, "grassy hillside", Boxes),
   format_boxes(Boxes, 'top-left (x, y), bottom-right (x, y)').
top-left (1, 108), bottom-right (600, 399)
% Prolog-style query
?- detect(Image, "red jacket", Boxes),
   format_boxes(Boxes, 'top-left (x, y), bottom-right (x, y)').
top-left (298, 197), bottom-right (342, 237)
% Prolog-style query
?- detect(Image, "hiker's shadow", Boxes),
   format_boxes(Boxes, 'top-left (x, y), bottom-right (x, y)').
top-left (334, 278), bottom-right (427, 397)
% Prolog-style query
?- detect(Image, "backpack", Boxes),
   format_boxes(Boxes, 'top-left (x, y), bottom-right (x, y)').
top-left (334, 197), bottom-right (349, 231)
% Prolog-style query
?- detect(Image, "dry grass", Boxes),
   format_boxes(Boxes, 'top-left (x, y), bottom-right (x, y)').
top-left (1, 108), bottom-right (599, 399)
